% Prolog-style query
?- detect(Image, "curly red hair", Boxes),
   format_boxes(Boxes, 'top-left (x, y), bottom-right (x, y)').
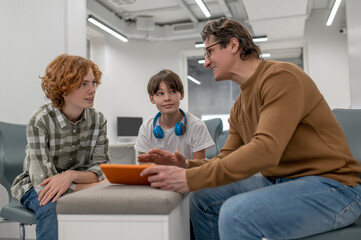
top-left (40, 54), bottom-right (102, 109)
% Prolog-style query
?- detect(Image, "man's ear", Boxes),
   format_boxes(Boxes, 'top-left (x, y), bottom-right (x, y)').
top-left (149, 95), bottom-right (155, 104)
top-left (180, 91), bottom-right (184, 100)
top-left (229, 37), bottom-right (239, 53)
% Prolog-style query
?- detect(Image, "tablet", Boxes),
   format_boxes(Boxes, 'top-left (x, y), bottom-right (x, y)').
top-left (100, 164), bottom-right (153, 185)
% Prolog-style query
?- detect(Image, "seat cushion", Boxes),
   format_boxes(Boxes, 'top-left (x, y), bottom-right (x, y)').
top-left (0, 204), bottom-right (36, 224)
top-left (298, 216), bottom-right (361, 239)
top-left (56, 183), bottom-right (187, 215)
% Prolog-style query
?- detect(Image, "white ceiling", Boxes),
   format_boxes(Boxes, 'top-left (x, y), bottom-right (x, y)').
top-left (88, 0), bottom-right (344, 42)
top-left (94, 0), bottom-right (247, 25)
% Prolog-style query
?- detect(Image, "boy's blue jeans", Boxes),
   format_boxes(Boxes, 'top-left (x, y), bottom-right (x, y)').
top-left (21, 188), bottom-right (58, 240)
top-left (190, 175), bottom-right (361, 240)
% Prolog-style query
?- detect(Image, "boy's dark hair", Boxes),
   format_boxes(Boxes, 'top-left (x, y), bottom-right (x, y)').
top-left (147, 69), bottom-right (184, 95)
top-left (201, 17), bottom-right (261, 60)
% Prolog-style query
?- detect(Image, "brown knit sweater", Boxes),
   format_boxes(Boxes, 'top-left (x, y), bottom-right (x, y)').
top-left (186, 60), bottom-right (361, 191)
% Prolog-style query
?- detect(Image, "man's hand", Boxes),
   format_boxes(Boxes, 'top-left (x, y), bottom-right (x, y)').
top-left (138, 149), bottom-right (189, 168)
top-left (38, 171), bottom-right (76, 206)
top-left (140, 165), bottom-right (189, 193)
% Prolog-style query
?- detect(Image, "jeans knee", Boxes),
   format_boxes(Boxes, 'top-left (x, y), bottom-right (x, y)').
top-left (219, 199), bottom-right (237, 228)
top-left (37, 202), bottom-right (57, 220)
top-left (219, 196), bottom-right (256, 229)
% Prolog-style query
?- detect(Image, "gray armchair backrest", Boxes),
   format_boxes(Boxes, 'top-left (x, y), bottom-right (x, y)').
top-left (0, 121), bottom-right (27, 202)
top-left (332, 109), bottom-right (361, 164)
top-left (218, 130), bottom-right (229, 151)
top-left (203, 118), bottom-right (223, 159)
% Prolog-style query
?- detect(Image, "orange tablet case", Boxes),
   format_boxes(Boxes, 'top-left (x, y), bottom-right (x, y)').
top-left (100, 164), bottom-right (152, 185)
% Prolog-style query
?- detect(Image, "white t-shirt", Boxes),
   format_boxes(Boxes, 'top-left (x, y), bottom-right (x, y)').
top-left (135, 112), bottom-right (214, 159)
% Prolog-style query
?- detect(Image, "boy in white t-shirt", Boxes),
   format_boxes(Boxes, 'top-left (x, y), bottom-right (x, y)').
top-left (135, 69), bottom-right (214, 159)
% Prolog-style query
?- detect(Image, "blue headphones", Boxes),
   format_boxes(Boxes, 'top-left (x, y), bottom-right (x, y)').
top-left (153, 109), bottom-right (187, 138)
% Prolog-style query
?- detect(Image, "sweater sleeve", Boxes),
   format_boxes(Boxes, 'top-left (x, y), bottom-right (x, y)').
top-left (186, 71), bottom-right (305, 191)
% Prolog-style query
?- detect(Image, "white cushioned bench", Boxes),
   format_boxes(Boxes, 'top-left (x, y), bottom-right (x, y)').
top-left (56, 183), bottom-right (190, 240)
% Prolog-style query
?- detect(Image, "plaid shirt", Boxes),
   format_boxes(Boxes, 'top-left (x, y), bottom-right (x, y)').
top-left (11, 104), bottom-right (110, 201)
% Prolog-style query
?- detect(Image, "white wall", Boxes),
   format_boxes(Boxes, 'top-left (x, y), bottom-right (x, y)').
top-left (89, 30), bottom-right (198, 144)
top-left (0, 0), bottom-right (86, 124)
top-left (0, 0), bottom-right (64, 124)
top-left (304, 7), bottom-right (351, 109)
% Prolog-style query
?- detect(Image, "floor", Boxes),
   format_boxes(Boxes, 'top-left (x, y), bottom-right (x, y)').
top-left (0, 239), bottom-right (34, 240)
top-left (0, 239), bottom-right (16, 240)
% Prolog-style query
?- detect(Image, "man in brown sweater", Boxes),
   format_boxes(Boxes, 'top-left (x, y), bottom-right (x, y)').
top-left (139, 18), bottom-right (361, 239)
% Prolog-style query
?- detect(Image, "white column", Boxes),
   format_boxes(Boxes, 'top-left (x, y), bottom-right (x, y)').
top-left (346, 0), bottom-right (361, 108)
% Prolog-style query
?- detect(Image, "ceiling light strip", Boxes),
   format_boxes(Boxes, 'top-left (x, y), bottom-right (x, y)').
top-left (195, 0), bottom-right (211, 18)
top-left (195, 42), bottom-right (205, 48)
top-left (187, 75), bottom-right (201, 85)
top-left (88, 15), bottom-right (128, 42)
top-left (326, 0), bottom-right (342, 26)
top-left (252, 36), bottom-right (268, 43)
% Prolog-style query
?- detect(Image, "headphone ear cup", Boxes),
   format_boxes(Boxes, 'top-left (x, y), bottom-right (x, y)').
top-left (174, 122), bottom-right (184, 136)
top-left (153, 125), bottom-right (164, 138)
top-left (181, 124), bottom-right (186, 135)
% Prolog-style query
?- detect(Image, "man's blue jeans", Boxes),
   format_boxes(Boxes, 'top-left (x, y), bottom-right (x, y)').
top-left (189, 175), bottom-right (361, 240)
top-left (21, 188), bottom-right (58, 240)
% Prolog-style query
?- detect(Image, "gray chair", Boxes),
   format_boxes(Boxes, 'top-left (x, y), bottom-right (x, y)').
top-left (297, 108), bottom-right (361, 239)
top-left (0, 121), bottom-right (36, 240)
top-left (203, 118), bottom-right (223, 159)
top-left (218, 130), bottom-right (229, 151)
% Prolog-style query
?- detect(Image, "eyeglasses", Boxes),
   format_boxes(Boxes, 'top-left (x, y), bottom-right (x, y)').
top-left (204, 41), bottom-right (222, 59)
top-left (80, 80), bottom-right (98, 89)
